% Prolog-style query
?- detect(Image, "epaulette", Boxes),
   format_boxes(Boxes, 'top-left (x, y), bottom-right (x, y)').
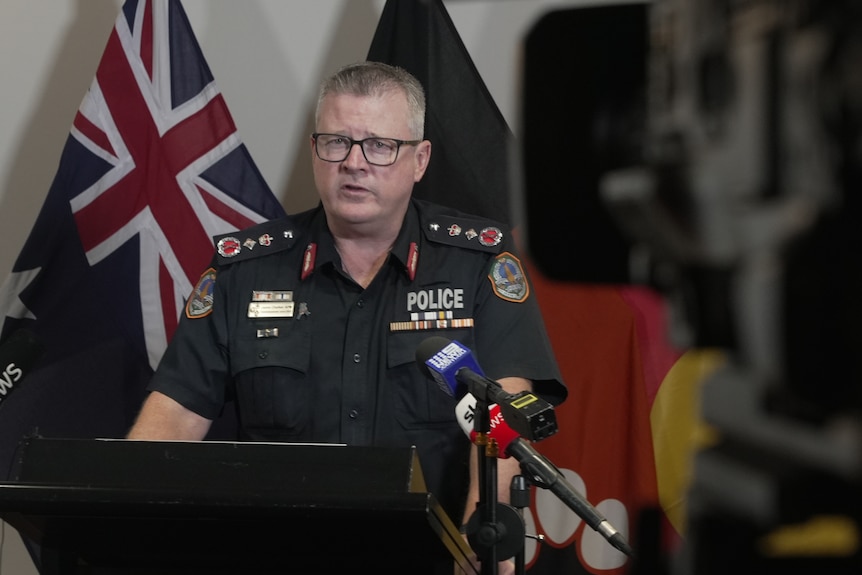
top-left (421, 213), bottom-right (505, 253)
top-left (213, 217), bottom-right (300, 265)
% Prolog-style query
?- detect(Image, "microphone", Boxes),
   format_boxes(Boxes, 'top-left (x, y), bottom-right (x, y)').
top-left (415, 336), bottom-right (558, 442)
top-left (415, 335), bottom-right (482, 398)
top-left (0, 329), bottom-right (45, 405)
top-left (455, 394), bottom-right (519, 459)
top-left (455, 394), bottom-right (635, 558)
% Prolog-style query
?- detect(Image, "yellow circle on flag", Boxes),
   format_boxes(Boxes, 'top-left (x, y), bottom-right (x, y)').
top-left (650, 348), bottom-right (726, 535)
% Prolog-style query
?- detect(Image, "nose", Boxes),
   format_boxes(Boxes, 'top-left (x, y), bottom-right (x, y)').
top-left (342, 141), bottom-right (368, 167)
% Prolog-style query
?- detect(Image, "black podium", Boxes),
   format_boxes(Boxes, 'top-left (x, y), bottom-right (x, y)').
top-left (0, 437), bottom-right (475, 574)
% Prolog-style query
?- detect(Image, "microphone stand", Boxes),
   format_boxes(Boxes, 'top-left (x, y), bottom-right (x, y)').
top-left (464, 383), bottom-right (527, 575)
top-left (509, 475), bottom-right (532, 575)
top-left (472, 393), bottom-right (499, 575)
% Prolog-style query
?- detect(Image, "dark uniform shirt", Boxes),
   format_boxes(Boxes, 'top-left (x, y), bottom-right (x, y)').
top-left (149, 198), bottom-right (566, 521)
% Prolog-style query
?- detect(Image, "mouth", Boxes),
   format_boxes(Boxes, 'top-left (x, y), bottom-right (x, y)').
top-left (341, 182), bottom-right (371, 196)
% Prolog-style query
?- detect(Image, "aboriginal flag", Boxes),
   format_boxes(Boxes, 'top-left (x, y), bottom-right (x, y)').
top-left (366, 2), bottom-right (724, 574)
top-left (367, 0), bottom-right (512, 226)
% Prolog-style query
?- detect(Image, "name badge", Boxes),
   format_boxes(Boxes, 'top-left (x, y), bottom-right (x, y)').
top-left (248, 301), bottom-right (295, 318)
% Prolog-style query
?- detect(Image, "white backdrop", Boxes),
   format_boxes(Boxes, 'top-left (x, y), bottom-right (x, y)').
top-left (0, 0), bottom-right (610, 571)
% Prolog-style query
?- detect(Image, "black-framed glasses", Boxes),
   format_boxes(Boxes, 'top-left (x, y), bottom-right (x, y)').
top-left (312, 133), bottom-right (422, 166)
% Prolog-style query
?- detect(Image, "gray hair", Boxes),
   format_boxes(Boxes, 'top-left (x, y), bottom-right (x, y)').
top-left (315, 61), bottom-right (426, 139)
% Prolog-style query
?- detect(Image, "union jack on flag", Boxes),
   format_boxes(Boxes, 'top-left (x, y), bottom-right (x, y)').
top-left (0, 0), bottom-right (284, 473)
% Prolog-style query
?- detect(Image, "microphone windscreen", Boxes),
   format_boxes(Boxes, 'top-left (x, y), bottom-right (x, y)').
top-left (455, 394), bottom-right (518, 458)
top-left (485, 403), bottom-right (520, 457)
top-left (415, 337), bottom-right (485, 398)
top-left (414, 335), bottom-right (453, 380)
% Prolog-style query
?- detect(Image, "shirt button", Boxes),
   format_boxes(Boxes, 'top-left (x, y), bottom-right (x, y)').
top-left (258, 351), bottom-right (268, 359)
top-left (353, 353), bottom-right (361, 363)
top-left (349, 409), bottom-right (359, 419)
top-left (356, 299), bottom-right (364, 308)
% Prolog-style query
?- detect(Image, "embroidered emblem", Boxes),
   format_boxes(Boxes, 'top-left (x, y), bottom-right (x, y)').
top-left (489, 252), bottom-right (529, 303)
top-left (301, 243), bottom-right (317, 280)
top-left (448, 224), bottom-right (462, 237)
top-left (243, 238), bottom-right (256, 250)
top-left (259, 234), bottom-right (273, 246)
top-left (217, 236), bottom-right (242, 258)
top-left (465, 229), bottom-right (477, 240)
top-left (407, 242), bottom-right (419, 281)
top-left (186, 267), bottom-right (217, 319)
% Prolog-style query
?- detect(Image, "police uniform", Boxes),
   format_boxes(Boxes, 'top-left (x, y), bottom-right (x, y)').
top-left (149, 198), bottom-right (566, 521)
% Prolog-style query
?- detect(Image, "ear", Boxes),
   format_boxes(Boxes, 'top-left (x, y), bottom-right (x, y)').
top-left (413, 140), bottom-right (432, 182)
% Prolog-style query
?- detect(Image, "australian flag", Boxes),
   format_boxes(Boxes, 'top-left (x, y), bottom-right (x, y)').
top-left (0, 0), bottom-right (285, 476)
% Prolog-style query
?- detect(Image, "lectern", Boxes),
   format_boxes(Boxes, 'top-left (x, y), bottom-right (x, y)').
top-left (0, 437), bottom-right (475, 575)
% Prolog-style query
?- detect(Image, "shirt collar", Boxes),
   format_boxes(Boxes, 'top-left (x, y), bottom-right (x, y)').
top-left (302, 201), bottom-right (421, 281)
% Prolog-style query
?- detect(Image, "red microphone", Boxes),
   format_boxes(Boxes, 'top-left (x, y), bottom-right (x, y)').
top-left (455, 394), bottom-right (518, 458)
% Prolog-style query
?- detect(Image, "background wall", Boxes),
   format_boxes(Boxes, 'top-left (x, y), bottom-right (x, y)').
top-left (0, 0), bottom-right (613, 572)
top-left (0, 0), bottom-right (620, 282)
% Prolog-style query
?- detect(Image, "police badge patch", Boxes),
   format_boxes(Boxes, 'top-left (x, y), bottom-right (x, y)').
top-left (489, 252), bottom-right (530, 303)
top-left (186, 267), bottom-right (217, 319)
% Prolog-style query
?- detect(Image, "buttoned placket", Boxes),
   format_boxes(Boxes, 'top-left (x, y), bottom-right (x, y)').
top-left (340, 285), bottom-right (374, 444)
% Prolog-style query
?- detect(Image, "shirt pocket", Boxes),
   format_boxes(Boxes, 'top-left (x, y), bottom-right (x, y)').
top-left (230, 321), bottom-right (311, 436)
top-left (387, 329), bottom-right (476, 429)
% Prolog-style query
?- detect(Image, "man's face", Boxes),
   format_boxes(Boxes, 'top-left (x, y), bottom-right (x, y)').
top-left (311, 90), bottom-right (431, 235)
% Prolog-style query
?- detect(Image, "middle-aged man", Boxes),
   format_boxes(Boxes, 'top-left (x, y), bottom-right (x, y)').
top-left (128, 61), bottom-right (567, 574)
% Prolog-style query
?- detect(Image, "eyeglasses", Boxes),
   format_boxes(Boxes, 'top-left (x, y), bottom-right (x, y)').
top-left (312, 133), bottom-right (422, 166)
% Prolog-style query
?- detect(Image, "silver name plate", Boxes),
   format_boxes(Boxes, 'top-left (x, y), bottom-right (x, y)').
top-left (248, 301), bottom-right (295, 318)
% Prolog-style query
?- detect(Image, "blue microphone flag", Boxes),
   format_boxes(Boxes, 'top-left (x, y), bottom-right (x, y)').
top-left (421, 337), bottom-right (484, 397)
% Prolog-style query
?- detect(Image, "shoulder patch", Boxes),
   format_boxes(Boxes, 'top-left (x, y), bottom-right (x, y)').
top-left (186, 267), bottom-right (217, 319)
top-left (422, 215), bottom-right (504, 253)
top-left (488, 252), bottom-right (530, 303)
top-left (214, 218), bottom-right (299, 265)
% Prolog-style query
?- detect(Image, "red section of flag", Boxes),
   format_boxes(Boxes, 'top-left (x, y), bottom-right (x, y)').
top-left (618, 288), bottom-right (684, 407)
top-left (527, 262), bottom-right (663, 574)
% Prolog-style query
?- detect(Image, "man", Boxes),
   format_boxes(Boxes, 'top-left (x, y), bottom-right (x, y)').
top-left (128, 61), bottom-right (566, 573)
